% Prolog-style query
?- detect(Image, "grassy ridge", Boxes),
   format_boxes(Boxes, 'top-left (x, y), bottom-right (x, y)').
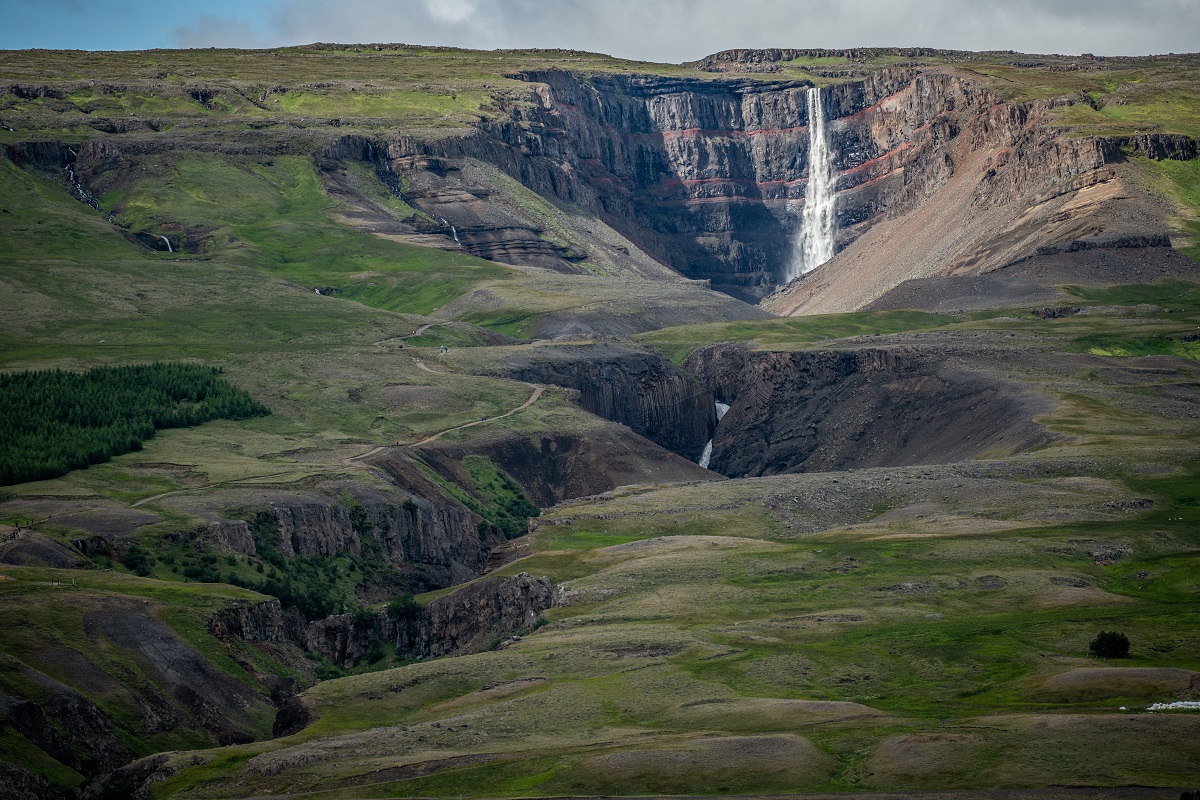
top-left (634, 309), bottom-right (962, 362)
top-left (146, 464), bottom-right (1200, 797)
top-left (108, 154), bottom-right (511, 316)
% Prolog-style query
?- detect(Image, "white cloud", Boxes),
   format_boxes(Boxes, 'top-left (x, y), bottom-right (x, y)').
top-left (173, 14), bottom-right (273, 49)
top-left (423, 0), bottom-right (477, 25)
top-left (175, 0), bottom-right (1200, 60)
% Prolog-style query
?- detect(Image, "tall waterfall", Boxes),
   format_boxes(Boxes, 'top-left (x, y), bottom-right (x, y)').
top-left (786, 87), bottom-right (838, 281)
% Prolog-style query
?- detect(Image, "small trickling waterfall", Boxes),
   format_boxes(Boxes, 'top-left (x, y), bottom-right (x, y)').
top-left (159, 235), bottom-right (173, 253)
top-left (436, 216), bottom-right (461, 246)
top-left (697, 401), bottom-right (732, 469)
top-left (786, 86), bottom-right (838, 281)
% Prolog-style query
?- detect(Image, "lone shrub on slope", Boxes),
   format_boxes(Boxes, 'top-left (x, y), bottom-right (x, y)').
top-left (1089, 631), bottom-right (1131, 659)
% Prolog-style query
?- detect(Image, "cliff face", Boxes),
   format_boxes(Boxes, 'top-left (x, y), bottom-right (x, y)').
top-left (479, 342), bottom-right (715, 462)
top-left (384, 67), bottom-right (1194, 309)
top-left (763, 75), bottom-right (1199, 315)
top-left (396, 572), bottom-right (554, 659)
top-left (684, 343), bottom-right (1052, 477)
top-left (396, 69), bottom-right (918, 301)
top-left (223, 486), bottom-right (506, 594)
top-left (209, 573), bottom-right (554, 669)
top-left (0, 690), bottom-right (131, 779)
top-left (17, 62), bottom-right (1193, 309)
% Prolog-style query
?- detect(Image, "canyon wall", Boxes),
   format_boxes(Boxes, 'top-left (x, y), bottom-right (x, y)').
top-left (14, 62), bottom-right (1196, 307)
top-left (209, 572), bottom-right (554, 669)
top-left (684, 343), bottom-right (1052, 476)
top-left (402, 68), bottom-right (921, 300)
top-left (473, 342), bottom-right (715, 462)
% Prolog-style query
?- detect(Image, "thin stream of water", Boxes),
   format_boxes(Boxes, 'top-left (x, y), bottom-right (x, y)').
top-left (698, 401), bottom-right (732, 469)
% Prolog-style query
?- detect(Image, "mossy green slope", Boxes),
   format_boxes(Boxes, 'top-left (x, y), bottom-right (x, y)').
top-left (137, 460), bottom-right (1200, 797)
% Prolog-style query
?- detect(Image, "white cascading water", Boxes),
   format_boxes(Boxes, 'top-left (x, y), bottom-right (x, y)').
top-left (697, 401), bottom-right (732, 469)
top-left (786, 86), bottom-right (838, 281)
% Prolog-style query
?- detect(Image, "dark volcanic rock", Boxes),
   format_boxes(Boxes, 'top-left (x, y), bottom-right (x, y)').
top-left (398, 572), bottom-right (554, 659)
top-left (211, 574), bottom-right (554, 670)
top-left (272, 696), bottom-right (311, 738)
top-left (685, 343), bottom-right (1052, 477)
top-left (198, 519), bottom-right (256, 556)
top-left (238, 483), bottom-right (507, 593)
top-left (0, 689), bottom-right (132, 778)
top-left (0, 763), bottom-right (59, 800)
top-left (78, 754), bottom-right (173, 800)
top-left (481, 342), bottom-right (715, 461)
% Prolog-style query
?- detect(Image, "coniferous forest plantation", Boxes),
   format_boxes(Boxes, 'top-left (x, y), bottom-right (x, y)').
top-left (0, 364), bottom-right (268, 485)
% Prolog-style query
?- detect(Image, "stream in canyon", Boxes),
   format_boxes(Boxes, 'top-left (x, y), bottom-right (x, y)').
top-left (697, 400), bottom-right (731, 470)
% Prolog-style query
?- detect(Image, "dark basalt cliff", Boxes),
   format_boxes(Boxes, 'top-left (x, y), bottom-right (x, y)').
top-left (12, 63), bottom-right (1194, 305)
top-left (684, 343), bottom-right (1052, 477)
top-left (258, 490), bottom-right (503, 592)
top-left (210, 572), bottom-right (553, 671)
top-left (475, 342), bottom-right (715, 462)
top-left (405, 68), bottom-right (921, 300)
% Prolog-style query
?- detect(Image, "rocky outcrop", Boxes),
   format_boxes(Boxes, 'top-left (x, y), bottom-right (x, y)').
top-left (198, 520), bottom-right (256, 556)
top-left (208, 599), bottom-right (286, 642)
top-left (0, 763), bottom-right (59, 800)
top-left (244, 487), bottom-right (506, 592)
top-left (270, 503), bottom-right (359, 558)
top-left (0, 690), bottom-right (132, 778)
top-left (1104, 133), bottom-right (1198, 162)
top-left (684, 343), bottom-right (1052, 477)
top-left (397, 572), bottom-right (554, 659)
top-left (78, 755), bottom-right (173, 800)
top-left (480, 342), bottom-right (715, 461)
top-left (210, 575), bottom-right (554, 669)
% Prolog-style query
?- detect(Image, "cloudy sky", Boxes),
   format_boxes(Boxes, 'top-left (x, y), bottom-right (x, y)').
top-left (4, 0), bottom-right (1197, 61)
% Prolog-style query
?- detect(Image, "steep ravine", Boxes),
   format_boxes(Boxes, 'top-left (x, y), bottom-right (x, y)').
top-left (684, 343), bottom-right (1054, 477)
top-left (466, 341), bottom-right (716, 462)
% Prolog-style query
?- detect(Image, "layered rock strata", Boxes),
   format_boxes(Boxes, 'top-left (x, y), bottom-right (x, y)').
top-left (209, 573), bottom-right (554, 670)
top-left (684, 343), bottom-right (1051, 477)
top-left (475, 342), bottom-right (716, 461)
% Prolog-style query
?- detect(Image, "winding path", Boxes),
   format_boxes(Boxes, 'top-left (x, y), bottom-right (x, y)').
top-left (374, 322), bottom-right (444, 346)
top-left (129, 353), bottom-right (544, 507)
top-left (411, 384), bottom-right (544, 446)
top-left (131, 471), bottom-right (299, 507)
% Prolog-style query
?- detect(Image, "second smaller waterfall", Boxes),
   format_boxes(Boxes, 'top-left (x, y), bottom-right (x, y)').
top-left (697, 401), bottom-right (731, 470)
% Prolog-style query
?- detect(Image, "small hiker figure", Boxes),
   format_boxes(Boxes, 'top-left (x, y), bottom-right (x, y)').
top-left (439, 345), bottom-right (448, 353)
